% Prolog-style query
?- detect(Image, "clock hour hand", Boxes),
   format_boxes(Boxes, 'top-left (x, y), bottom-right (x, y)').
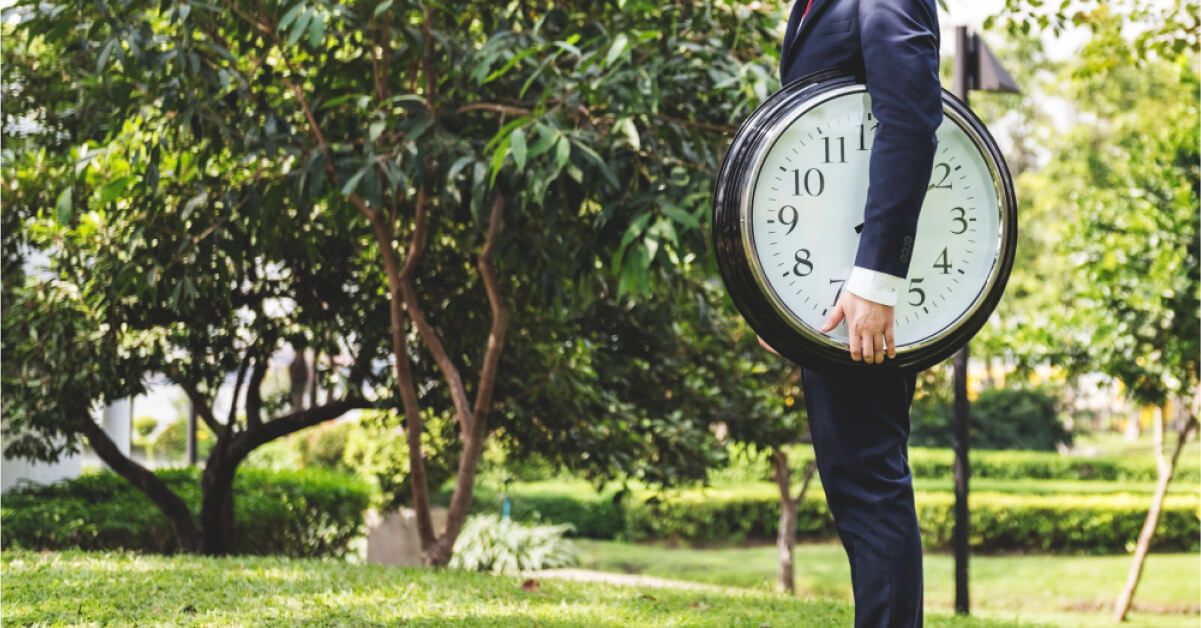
top-left (854, 221), bottom-right (864, 234)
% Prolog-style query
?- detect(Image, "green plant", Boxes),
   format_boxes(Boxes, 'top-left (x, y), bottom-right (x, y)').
top-left (1, 467), bottom-right (370, 557)
top-left (449, 514), bottom-right (578, 575)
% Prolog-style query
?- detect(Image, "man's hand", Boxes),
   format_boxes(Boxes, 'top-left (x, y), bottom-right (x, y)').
top-left (757, 335), bottom-right (780, 355)
top-left (820, 290), bottom-right (896, 364)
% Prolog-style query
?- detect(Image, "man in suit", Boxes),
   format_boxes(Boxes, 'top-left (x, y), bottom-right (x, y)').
top-left (767, 0), bottom-right (943, 626)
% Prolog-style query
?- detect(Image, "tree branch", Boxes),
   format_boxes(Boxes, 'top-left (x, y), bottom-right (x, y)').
top-left (471, 193), bottom-right (509, 428)
top-left (245, 356), bottom-right (268, 430)
top-left (178, 381), bottom-right (222, 434)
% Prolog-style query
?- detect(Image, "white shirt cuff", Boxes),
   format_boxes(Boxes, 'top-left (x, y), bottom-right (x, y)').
top-left (846, 266), bottom-right (903, 307)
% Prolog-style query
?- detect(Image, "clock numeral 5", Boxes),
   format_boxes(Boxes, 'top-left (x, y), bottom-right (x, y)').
top-left (790, 168), bottom-right (825, 197)
top-left (908, 277), bottom-right (926, 307)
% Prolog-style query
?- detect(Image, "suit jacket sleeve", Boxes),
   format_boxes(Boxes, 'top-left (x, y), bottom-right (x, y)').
top-left (854, 0), bottom-right (943, 278)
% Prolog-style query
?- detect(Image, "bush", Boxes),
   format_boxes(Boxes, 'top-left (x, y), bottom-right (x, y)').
top-left (1, 467), bottom-right (370, 557)
top-left (449, 514), bottom-right (578, 574)
top-left (905, 447), bottom-right (1201, 483)
top-left (480, 480), bottom-right (1200, 554)
top-left (912, 383), bottom-right (1069, 451)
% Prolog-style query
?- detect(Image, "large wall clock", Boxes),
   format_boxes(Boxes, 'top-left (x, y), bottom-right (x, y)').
top-left (713, 70), bottom-right (1017, 372)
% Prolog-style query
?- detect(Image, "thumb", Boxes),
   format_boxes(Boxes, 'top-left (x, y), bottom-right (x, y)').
top-left (820, 303), bottom-right (845, 333)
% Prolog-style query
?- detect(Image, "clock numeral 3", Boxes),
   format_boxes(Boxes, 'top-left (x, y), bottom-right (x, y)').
top-left (950, 206), bottom-right (968, 234)
top-left (793, 249), bottom-right (814, 277)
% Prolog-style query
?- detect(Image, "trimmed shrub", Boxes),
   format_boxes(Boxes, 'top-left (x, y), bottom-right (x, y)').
top-left (482, 480), bottom-right (1200, 554)
top-left (1, 467), bottom-right (370, 557)
top-left (450, 514), bottom-right (578, 574)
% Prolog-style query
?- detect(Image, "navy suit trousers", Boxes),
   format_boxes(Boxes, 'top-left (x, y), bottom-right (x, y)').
top-left (802, 365), bottom-right (923, 628)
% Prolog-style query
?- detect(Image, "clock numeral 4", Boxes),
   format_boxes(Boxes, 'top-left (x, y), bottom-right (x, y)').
top-left (933, 247), bottom-right (952, 274)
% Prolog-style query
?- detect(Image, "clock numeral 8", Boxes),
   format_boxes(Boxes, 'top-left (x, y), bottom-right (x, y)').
top-left (793, 248), bottom-right (813, 277)
top-left (790, 168), bottom-right (825, 197)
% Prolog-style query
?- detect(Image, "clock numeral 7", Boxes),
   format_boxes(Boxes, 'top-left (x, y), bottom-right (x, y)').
top-left (908, 277), bottom-right (926, 307)
top-left (790, 168), bottom-right (825, 197)
top-left (828, 278), bottom-right (845, 306)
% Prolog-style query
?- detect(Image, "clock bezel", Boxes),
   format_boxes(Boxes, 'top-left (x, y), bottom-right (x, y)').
top-left (713, 70), bottom-right (1017, 372)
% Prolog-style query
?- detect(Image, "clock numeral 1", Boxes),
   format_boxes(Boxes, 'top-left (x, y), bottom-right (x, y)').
top-left (793, 248), bottom-right (814, 277)
top-left (790, 168), bottom-right (826, 197)
top-left (908, 277), bottom-right (926, 307)
top-left (858, 113), bottom-right (875, 150)
top-left (933, 247), bottom-right (952, 274)
top-left (823, 136), bottom-right (847, 163)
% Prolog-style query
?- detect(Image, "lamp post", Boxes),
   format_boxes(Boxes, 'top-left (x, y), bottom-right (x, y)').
top-left (949, 24), bottom-right (1020, 615)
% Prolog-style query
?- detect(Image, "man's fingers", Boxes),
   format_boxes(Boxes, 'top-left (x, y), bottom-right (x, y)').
top-left (848, 326), bottom-right (862, 361)
top-left (886, 327), bottom-right (897, 359)
top-left (860, 332), bottom-right (874, 364)
top-left (874, 333), bottom-right (886, 364)
top-left (821, 304), bottom-right (845, 333)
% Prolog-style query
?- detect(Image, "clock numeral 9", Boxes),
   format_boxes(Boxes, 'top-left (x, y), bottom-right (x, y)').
top-left (790, 168), bottom-right (825, 197)
top-left (908, 277), bottom-right (926, 307)
top-left (792, 248), bottom-right (813, 277)
top-left (778, 205), bottom-right (798, 235)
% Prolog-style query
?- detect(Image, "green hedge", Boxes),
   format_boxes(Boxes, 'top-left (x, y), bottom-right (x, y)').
top-left (905, 447), bottom-right (1201, 483)
top-left (1, 467), bottom-right (370, 557)
top-left (485, 481), bottom-right (1200, 554)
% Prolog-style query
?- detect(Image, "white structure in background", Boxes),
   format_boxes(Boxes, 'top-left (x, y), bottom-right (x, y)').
top-left (1, 399), bottom-right (133, 493)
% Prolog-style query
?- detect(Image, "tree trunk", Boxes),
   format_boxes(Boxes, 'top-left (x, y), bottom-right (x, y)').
top-left (1112, 403), bottom-right (1198, 622)
top-left (199, 438), bottom-right (242, 556)
top-left (771, 449), bottom-right (817, 595)
top-left (78, 415), bottom-right (201, 552)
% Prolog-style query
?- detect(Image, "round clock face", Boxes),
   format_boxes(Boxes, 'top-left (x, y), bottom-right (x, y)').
top-left (746, 87), bottom-right (1002, 348)
top-left (713, 72), bottom-right (1017, 372)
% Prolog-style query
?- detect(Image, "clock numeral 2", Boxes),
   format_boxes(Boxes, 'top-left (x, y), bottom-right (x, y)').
top-left (928, 162), bottom-right (952, 190)
top-left (790, 168), bottom-right (826, 197)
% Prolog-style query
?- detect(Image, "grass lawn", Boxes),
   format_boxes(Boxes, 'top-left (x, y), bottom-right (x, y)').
top-left (575, 540), bottom-right (1200, 627)
top-left (2, 550), bottom-right (1035, 626)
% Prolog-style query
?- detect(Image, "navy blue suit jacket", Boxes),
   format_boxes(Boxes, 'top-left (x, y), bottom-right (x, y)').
top-left (779, 0), bottom-right (942, 278)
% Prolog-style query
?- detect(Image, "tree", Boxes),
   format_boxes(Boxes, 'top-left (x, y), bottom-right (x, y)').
top-left (3, 0), bottom-right (785, 562)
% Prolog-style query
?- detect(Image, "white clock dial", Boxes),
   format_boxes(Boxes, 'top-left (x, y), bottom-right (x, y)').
top-left (747, 90), bottom-right (1002, 348)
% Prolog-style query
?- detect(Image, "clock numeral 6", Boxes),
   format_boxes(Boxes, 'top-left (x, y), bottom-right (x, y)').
top-left (793, 248), bottom-right (814, 277)
top-left (908, 277), bottom-right (926, 307)
top-left (790, 168), bottom-right (825, 197)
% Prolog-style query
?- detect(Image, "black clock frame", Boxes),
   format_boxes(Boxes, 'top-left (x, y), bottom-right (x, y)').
top-left (713, 70), bottom-right (1017, 373)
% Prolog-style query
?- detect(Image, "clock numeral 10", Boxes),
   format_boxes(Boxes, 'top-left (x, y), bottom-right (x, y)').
top-left (790, 168), bottom-right (825, 197)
